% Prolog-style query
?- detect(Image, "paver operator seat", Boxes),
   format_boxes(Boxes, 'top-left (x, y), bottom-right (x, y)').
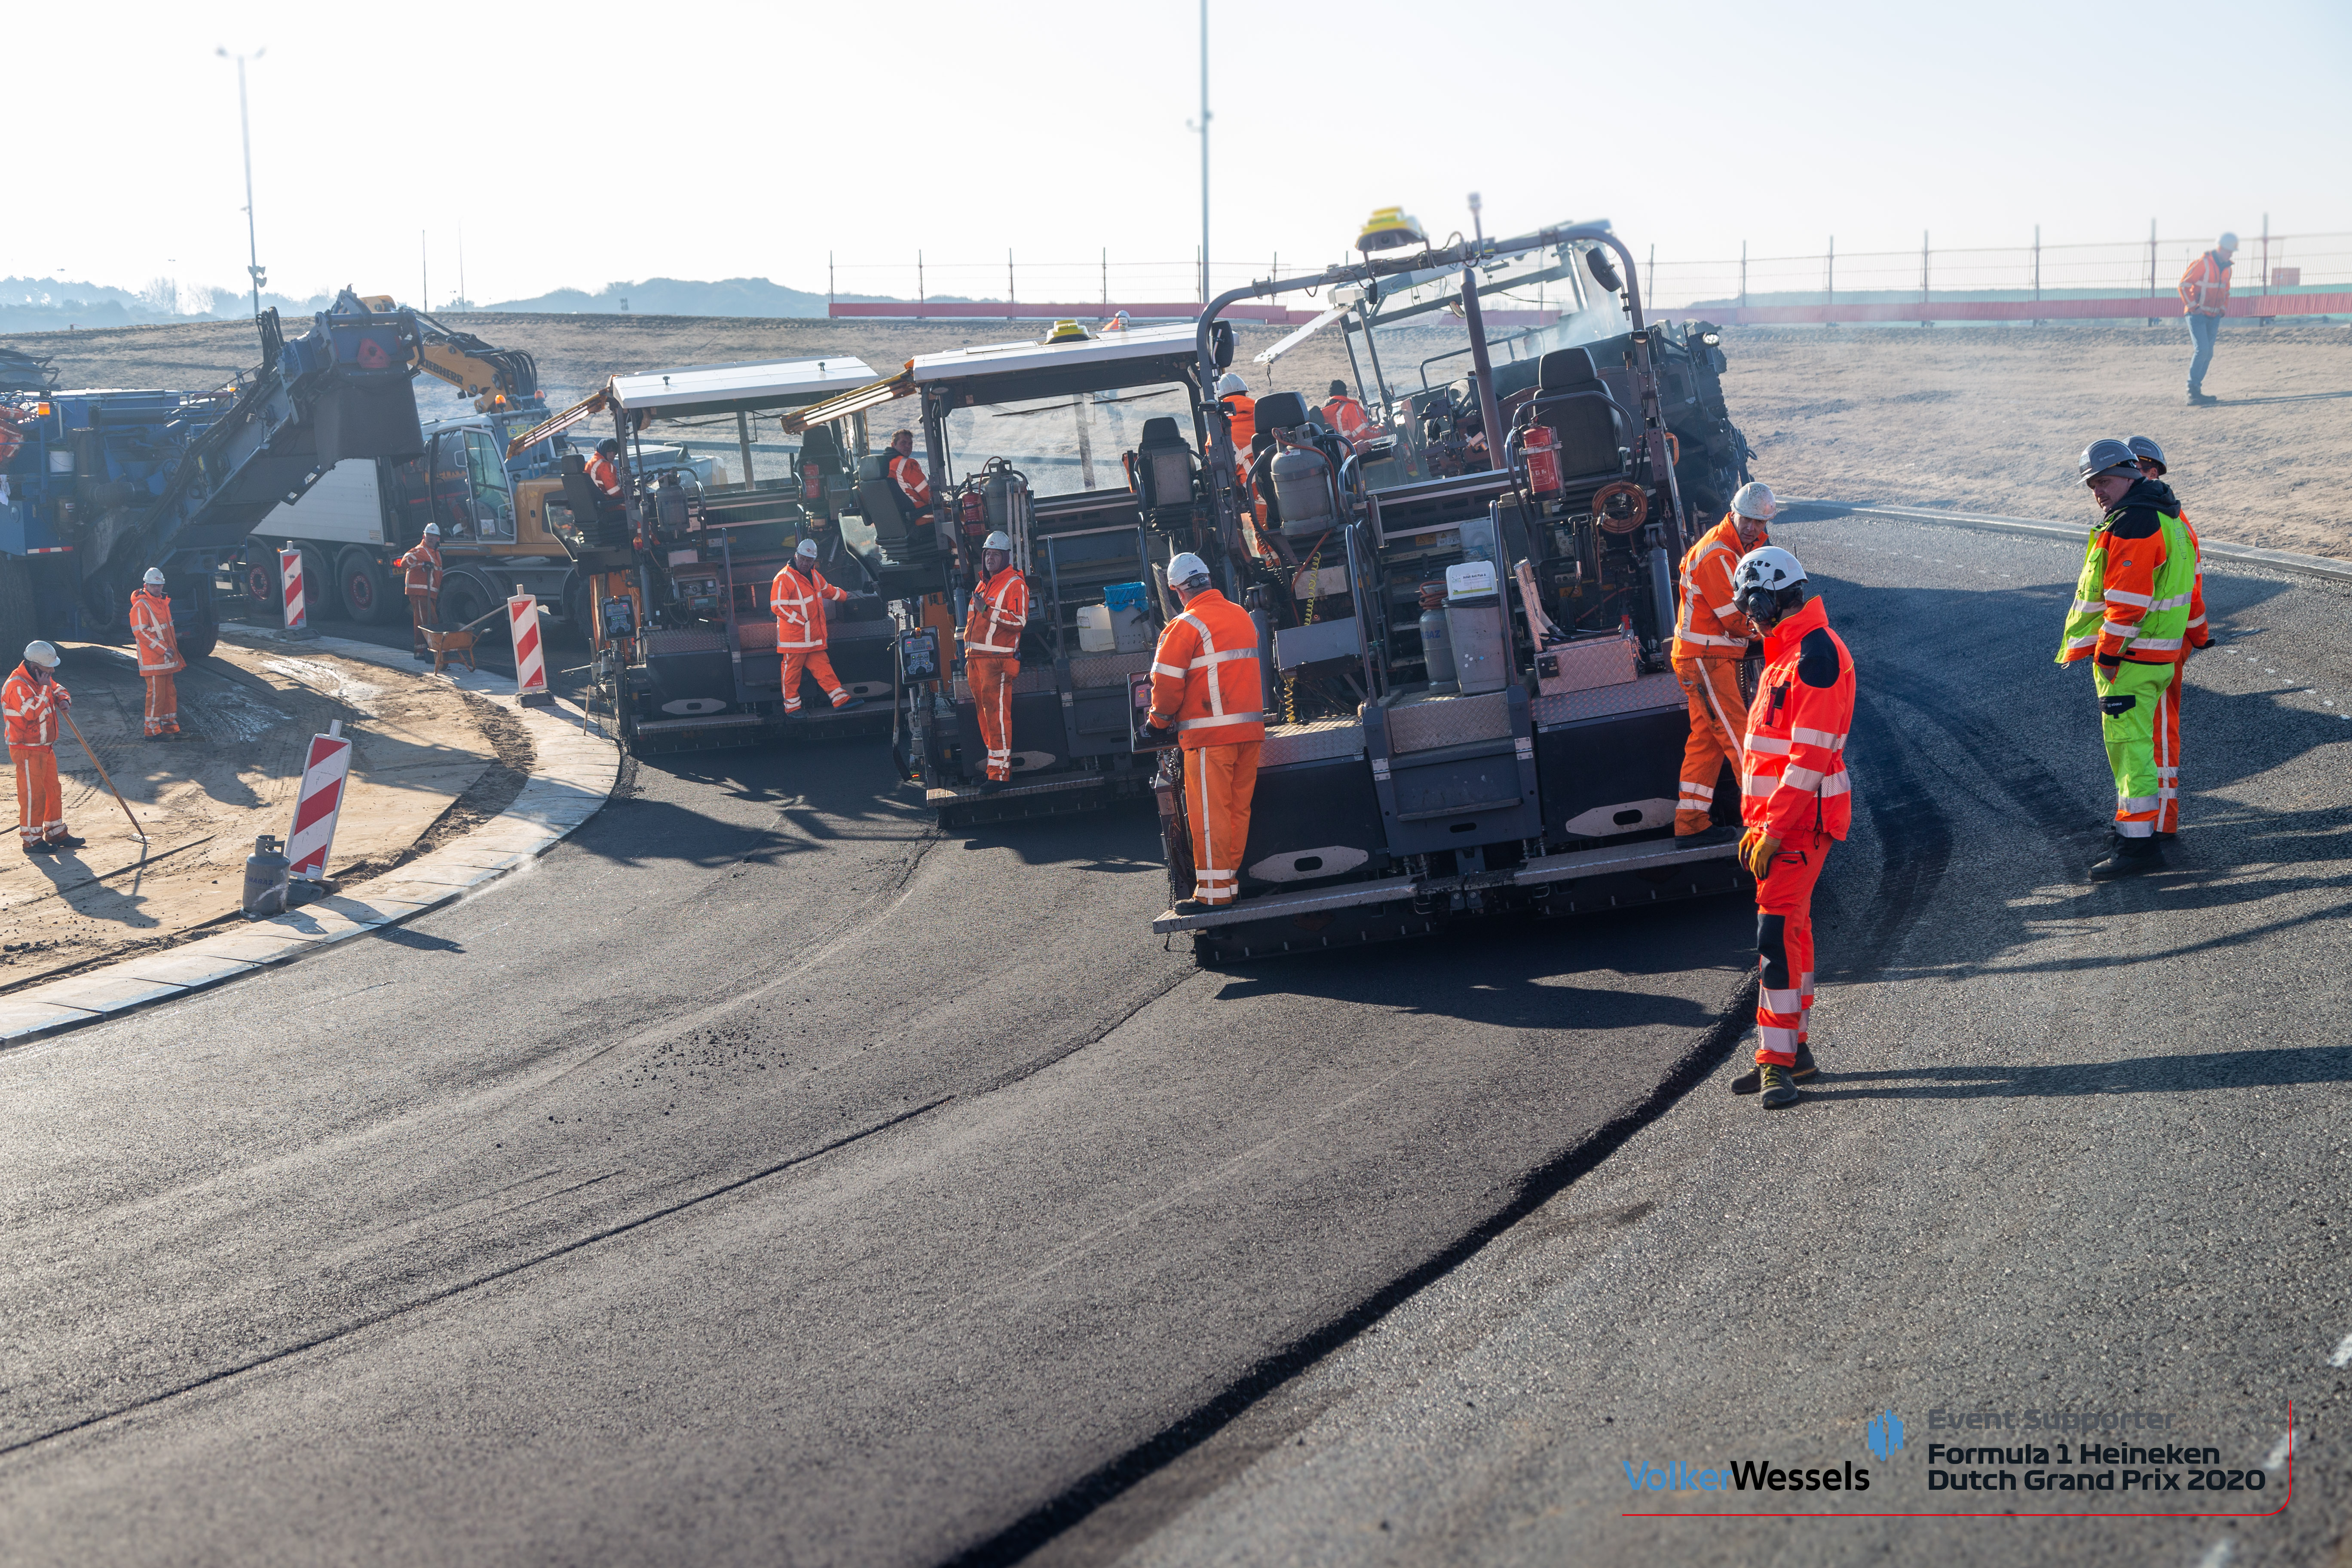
top-left (1526, 346), bottom-right (1632, 485)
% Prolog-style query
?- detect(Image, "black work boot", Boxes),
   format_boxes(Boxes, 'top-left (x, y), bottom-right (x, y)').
top-left (1758, 1064), bottom-right (1800, 1109)
top-left (1732, 1044), bottom-right (1816, 1094)
top-left (2089, 833), bottom-right (2162, 880)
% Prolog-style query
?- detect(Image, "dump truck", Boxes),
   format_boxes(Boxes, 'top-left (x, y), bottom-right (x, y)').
top-left (0, 291), bottom-right (423, 662)
top-left (781, 317), bottom-right (1246, 828)
top-left (1145, 222), bottom-right (1756, 963)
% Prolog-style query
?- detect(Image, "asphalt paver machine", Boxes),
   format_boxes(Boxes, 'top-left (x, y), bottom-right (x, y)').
top-left (506, 356), bottom-right (900, 753)
top-left (784, 320), bottom-right (1242, 829)
top-left (1153, 224), bottom-right (1754, 963)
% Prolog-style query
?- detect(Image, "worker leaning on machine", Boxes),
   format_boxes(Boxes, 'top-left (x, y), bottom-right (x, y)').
top-left (1144, 553), bottom-right (1265, 914)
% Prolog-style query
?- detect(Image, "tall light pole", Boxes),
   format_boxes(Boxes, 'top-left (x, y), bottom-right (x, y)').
top-left (1185, 0), bottom-right (1210, 302)
top-left (217, 46), bottom-right (266, 318)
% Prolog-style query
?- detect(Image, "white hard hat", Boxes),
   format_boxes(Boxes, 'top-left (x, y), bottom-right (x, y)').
top-left (142, 567), bottom-right (168, 586)
top-left (23, 640), bottom-right (58, 669)
top-left (1167, 551), bottom-right (1211, 588)
top-left (423, 521), bottom-right (441, 536)
top-left (982, 530), bottom-right (1013, 553)
top-left (1731, 545), bottom-right (1807, 600)
top-left (1216, 372), bottom-right (1248, 397)
top-left (2217, 231), bottom-right (2240, 250)
top-left (1730, 481), bottom-right (1777, 521)
top-left (796, 537), bottom-right (819, 557)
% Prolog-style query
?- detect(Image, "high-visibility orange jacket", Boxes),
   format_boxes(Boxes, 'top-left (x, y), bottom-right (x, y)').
top-left (963, 565), bottom-right (1029, 656)
top-left (888, 453), bottom-right (932, 508)
top-left (397, 539), bottom-right (443, 594)
top-left (2153, 483), bottom-right (2211, 656)
top-left (2059, 478), bottom-right (2195, 668)
top-left (3, 665), bottom-right (69, 749)
top-left (1672, 513), bottom-right (1766, 662)
top-left (1224, 394), bottom-right (1256, 454)
top-left (2178, 250), bottom-right (2233, 316)
top-left (129, 587), bottom-right (184, 675)
top-left (1322, 395), bottom-right (1378, 444)
top-left (772, 562), bottom-right (848, 651)
top-left (1148, 587), bottom-right (1264, 750)
top-left (586, 453), bottom-right (622, 497)
top-left (1741, 595), bottom-right (1853, 842)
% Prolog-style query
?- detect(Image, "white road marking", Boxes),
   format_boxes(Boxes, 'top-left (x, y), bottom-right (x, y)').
top-left (2263, 1430), bottom-right (2294, 1473)
top-left (2329, 1331), bottom-right (2352, 1367)
top-left (2196, 1540), bottom-right (2235, 1568)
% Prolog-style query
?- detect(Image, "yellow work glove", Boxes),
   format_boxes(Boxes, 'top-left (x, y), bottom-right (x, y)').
top-left (1742, 832), bottom-right (1782, 880)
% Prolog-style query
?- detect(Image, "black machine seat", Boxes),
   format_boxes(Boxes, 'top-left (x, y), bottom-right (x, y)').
top-left (1133, 416), bottom-right (1196, 511)
top-left (559, 452), bottom-right (627, 548)
top-left (1528, 346), bottom-right (1629, 480)
top-left (857, 453), bottom-right (913, 548)
top-left (1253, 390), bottom-right (1309, 431)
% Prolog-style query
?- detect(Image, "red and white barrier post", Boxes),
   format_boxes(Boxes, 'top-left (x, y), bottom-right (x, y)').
top-left (286, 720), bottom-right (353, 883)
top-left (279, 545), bottom-right (312, 638)
top-left (508, 583), bottom-right (551, 706)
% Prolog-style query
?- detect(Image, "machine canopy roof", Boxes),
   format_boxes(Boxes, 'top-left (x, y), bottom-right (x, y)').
top-left (612, 356), bottom-right (880, 417)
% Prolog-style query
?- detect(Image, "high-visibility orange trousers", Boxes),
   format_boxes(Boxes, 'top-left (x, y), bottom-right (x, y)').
top-left (407, 591), bottom-right (437, 653)
top-left (144, 672), bottom-right (179, 735)
top-left (14, 747), bottom-right (63, 846)
top-left (2154, 659), bottom-right (2184, 834)
top-left (1673, 655), bottom-right (1746, 834)
top-left (967, 654), bottom-right (1019, 781)
top-left (1753, 829), bottom-right (1831, 1066)
top-left (779, 648), bottom-right (850, 714)
top-left (1184, 741), bottom-right (1261, 905)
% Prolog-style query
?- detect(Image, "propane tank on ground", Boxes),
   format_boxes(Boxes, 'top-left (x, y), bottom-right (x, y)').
top-left (242, 833), bottom-right (291, 916)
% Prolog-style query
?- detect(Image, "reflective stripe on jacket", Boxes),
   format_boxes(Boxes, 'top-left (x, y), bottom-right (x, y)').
top-left (586, 454), bottom-right (621, 497)
top-left (397, 541), bottom-right (443, 594)
top-left (129, 588), bottom-right (184, 675)
top-left (1740, 596), bottom-right (1854, 841)
top-left (1672, 514), bottom-right (1764, 662)
top-left (2177, 251), bottom-right (2232, 316)
top-left (3, 665), bottom-right (68, 748)
top-left (1322, 395), bottom-right (1378, 444)
top-left (963, 566), bottom-right (1029, 656)
top-left (2056, 479), bottom-right (2197, 667)
top-left (771, 563), bottom-right (846, 650)
top-left (888, 454), bottom-right (932, 508)
top-left (1148, 588), bottom-right (1264, 750)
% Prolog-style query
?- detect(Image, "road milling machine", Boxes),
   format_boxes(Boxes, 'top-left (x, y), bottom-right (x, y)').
top-left (781, 318), bottom-right (1246, 829)
top-left (506, 355), bottom-right (903, 753)
top-left (1149, 222), bottom-right (1759, 963)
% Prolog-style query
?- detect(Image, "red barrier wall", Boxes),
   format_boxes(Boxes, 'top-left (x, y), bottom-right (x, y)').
top-left (1650, 293), bottom-right (2352, 327)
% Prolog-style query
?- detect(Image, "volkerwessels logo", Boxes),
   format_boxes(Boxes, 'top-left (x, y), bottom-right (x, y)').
top-left (1868, 1410), bottom-right (1905, 1463)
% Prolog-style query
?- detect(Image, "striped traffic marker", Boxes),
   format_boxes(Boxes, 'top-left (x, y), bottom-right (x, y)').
top-left (279, 545), bottom-right (312, 639)
top-left (508, 585), bottom-right (551, 705)
top-left (286, 720), bottom-right (353, 882)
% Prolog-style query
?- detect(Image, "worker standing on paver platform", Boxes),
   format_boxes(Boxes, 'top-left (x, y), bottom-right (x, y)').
top-left (396, 523), bottom-right (444, 660)
top-left (962, 530), bottom-right (1028, 787)
top-left (1672, 481), bottom-right (1776, 843)
top-left (1145, 551), bottom-right (1265, 914)
top-left (2058, 439), bottom-right (2200, 879)
top-left (1723, 548), bottom-right (1853, 1110)
top-left (5, 641), bottom-right (83, 855)
top-left (128, 568), bottom-right (184, 741)
top-left (771, 539), bottom-right (864, 717)
top-left (2177, 232), bottom-right (2237, 406)
top-left (1216, 373), bottom-right (1256, 485)
top-left (2127, 435), bottom-right (2211, 838)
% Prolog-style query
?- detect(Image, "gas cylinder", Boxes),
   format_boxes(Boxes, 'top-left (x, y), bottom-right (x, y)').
top-left (959, 485), bottom-right (988, 537)
top-left (242, 833), bottom-right (290, 916)
top-left (1417, 582), bottom-right (1459, 694)
top-left (1522, 421), bottom-right (1562, 496)
top-left (1271, 442), bottom-right (1335, 538)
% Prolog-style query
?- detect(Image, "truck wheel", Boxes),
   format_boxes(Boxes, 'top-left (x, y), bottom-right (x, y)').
top-left (441, 576), bottom-right (493, 635)
top-left (243, 547), bottom-right (281, 614)
top-left (337, 548), bottom-right (396, 625)
top-left (174, 576), bottom-right (221, 664)
top-left (298, 545), bottom-right (340, 622)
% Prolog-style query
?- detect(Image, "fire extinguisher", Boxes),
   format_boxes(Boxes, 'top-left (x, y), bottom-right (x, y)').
top-left (959, 485), bottom-right (988, 537)
top-left (1522, 422), bottom-right (1562, 497)
top-left (802, 462), bottom-right (822, 502)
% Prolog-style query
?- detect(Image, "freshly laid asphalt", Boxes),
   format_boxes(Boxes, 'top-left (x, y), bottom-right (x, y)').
top-left (4, 516), bottom-right (2346, 1567)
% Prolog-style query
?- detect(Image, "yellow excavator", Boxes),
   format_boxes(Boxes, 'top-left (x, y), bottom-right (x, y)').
top-left (357, 297), bottom-right (542, 412)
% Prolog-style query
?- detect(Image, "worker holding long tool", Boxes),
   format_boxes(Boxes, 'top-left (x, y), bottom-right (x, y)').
top-left (1145, 552), bottom-right (1265, 913)
top-left (1725, 547), bottom-right (1853, 1111)
top-left (771, 538), bottom-right (864, 717)
top-left (962, 530), bottom-right (1028, 787)
top-left (396, 523), bottom-right (443, 660)
top-left (2061, 439), bottom-right (2200, 877)
top-left (1671, 481), bottom-right (1776, 843)
top-left (2127, 435), bottom-right (2210, 838)
top-left (128, 567), bottom-right (184, 741)
top-left (5, 641), bottom-right (83, 855)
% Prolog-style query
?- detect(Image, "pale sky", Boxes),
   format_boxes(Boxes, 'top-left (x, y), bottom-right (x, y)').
top-left (10, 0), bottom-right (2347, 312)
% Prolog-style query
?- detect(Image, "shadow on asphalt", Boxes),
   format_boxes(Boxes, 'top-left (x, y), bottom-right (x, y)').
top-left (1804, 1044), bottom-right (2352, 1098)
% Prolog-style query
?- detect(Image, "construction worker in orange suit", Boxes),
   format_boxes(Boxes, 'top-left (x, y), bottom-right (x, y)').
top-left (586, 438), bottom-right (624, 499)
top-left (1723, 546), bottom-right (1853, 1111)
top-left (129, 567), bottom-right (184, 740)
top-left (771, 537), bottom-right (865, 717)
top-left (2128, 435), bottom-right (2210, 838)
top-left (396, 522), bottom-right (443, 660)
top-left (886, 429), bottom-right (934, 519)
top-left (2177, 231), bottom-right (2236, 405)
top-left (1672, 480), bottom-right (1777, 843)
top-left (962, 529), bottom-right (1029, 788)
top-left (5, 640), bottom-right (83, 856)
top-left (1216, 372), bottom-right (1256, 487)
top-left (1143, 552), bottom-right (1265, 914)
top-left (1320, 380), bottom-right (1383, 452)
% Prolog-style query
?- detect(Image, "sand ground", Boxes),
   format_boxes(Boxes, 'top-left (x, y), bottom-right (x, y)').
top-left (0, 640), bottom-right (514, 991)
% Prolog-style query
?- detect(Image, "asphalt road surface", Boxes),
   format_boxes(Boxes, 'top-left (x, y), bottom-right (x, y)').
top-left (6, 514), bottom-right (2345, 1567)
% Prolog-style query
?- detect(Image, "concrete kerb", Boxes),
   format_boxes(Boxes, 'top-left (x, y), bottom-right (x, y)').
top-left (0, 628), bottom-right (621, 1047)
top-left (1779, 499), bottom-right (2352, 587)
